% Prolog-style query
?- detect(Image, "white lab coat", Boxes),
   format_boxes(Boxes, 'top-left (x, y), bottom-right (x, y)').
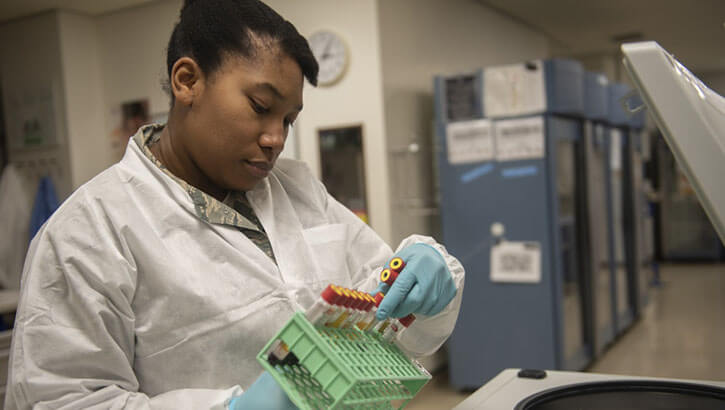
top-left (0, 164), bottom-right (32, 290)
top-left (5, 137), bottom-right (465, 410)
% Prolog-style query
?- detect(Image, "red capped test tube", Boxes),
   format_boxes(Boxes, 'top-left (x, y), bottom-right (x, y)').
top-left (325, 285), bottom-right (350, 328)
top-left (383, 314), bottom-right (416, 342)
top-left (380, 257), bottom-right (406, 286)
top-left (376, 257), bottom-right (418, 342)
top-left (372, 292), bottom-right (392, 334)
top-left (380, 268), bottom-right (398, 286)
top-left (355, 293), bottom-right (376, 331)
top-left (389, 257), bottom-right (406, 272)
top-left (306, 284), bottom-right (343, 326)
top-left (329, 287), bottom-right (356, 328)
top-left (342, 290), bottom-right (365, 328)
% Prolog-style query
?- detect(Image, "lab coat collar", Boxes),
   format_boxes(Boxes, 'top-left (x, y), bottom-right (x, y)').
top-left (130, 124), bottom-right (261, 232)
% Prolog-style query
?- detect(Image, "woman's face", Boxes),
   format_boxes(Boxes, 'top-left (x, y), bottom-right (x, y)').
top-left (181, 48), bottom-right (304, 193)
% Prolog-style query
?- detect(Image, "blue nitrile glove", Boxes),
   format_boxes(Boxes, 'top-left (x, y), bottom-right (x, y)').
top-left (374, 243), bottom-right (456, 320)
top-left (228, 371), bottom-right (297, 410)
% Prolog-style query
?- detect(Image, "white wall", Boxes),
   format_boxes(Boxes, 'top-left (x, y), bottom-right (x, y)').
top-left (377, 0), bottom-right (550, 244)
top-left (58, 11), bottom-right (112, 188)
top-left (96, 0), bottom-right (181, 154)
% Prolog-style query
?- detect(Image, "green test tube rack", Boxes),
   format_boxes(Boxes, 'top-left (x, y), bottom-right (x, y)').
top-left (257, 312), bottom-right (432, 409)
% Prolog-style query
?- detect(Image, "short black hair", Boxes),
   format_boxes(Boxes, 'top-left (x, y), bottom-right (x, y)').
top-left (165, 0), bottom-right (318, 101)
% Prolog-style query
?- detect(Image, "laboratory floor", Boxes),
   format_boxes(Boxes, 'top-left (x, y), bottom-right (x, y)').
top-left (405, 263), bottom-right (725, 409)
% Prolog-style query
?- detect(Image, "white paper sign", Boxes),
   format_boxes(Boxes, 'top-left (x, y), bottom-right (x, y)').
top-left (484, 60), bottom-right (546, 118)
top-left (490, 241), bottom-right (542, 283)
top-left (6, 87), bottom-right (57, 149)
top-left (494, 116), bottom-right (545, 161)
top-left (446, 119), bottom-right (494, 164)
top-left (610, 128), bottom-right (622, 171)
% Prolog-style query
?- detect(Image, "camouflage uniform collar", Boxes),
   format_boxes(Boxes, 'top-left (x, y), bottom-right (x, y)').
top-left (132, 124), bottom-right (261, 232)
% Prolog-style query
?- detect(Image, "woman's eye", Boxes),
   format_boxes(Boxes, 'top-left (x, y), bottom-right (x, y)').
top-left (250, 99), bottom-right (270, 114)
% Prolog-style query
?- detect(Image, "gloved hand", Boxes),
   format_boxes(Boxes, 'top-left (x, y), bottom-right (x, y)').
top-left (228, 371), bottom-right (297, 410)
top-left (374, 243), bottom-right (456, 320)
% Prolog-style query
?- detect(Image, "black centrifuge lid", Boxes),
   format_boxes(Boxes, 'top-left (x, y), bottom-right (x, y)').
top-left (516, 380), bottom-right (725, 410)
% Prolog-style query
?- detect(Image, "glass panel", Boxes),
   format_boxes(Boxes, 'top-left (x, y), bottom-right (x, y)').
top-left (557, 139), bottom-right (584, 361)
top-left (319, 125), bottom-right (369, 223)
top-left (445, 75), bottom-right (478, 122)
top-left (588, 124), bottom-right (612, 344)
top-left (631, 144), bottom-right (650, 308)
top-left (610, 130), bottom-right (630, 320)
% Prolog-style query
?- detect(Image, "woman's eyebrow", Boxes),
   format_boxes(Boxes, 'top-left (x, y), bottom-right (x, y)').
top-left (252, 82), bottom-right (303, 111)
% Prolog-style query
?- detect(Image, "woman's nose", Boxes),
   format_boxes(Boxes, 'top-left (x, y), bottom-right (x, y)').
top-left (259, 125), bottom-right (286, 156)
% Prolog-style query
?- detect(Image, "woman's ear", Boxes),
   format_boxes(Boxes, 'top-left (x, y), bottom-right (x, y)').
top-left (170, 57), bottom-right (204, 107)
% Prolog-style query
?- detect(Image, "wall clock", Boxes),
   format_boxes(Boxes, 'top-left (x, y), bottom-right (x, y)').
top-left (308, 30), bottom-right (349, 86)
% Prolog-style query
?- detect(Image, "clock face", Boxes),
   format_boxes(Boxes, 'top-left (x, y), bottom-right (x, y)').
top-left (308, 31), bottom-right (348, 86)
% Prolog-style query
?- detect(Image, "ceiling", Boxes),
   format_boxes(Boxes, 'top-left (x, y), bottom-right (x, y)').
top-left (479, 0), bottom-right (725, 73)
top-left (0, 0), bottom-right (156, 22)
top-left (1, 0), bottom-right (723, 73)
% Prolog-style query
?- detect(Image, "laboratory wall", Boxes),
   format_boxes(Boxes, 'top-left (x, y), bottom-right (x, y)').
top-left (0, 12), bottom-right (73, 198)
top-left (95, 0), bottom-right (181, 148)
top-left (377, 0), bottom-right (550, 244)
top-left (58, 11), bottom-right (112, 189)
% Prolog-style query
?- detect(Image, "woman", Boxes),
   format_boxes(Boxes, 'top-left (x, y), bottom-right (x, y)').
top-left (6, 0), bottom-right (464, 408)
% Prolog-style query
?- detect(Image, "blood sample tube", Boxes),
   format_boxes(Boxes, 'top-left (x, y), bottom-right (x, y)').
top-left (379, 258), bottom-right (417, 330)
top-left (389, 257), bottom-right (406, 273)
top-left (268, 340), bottom-right (287, 364)
top-left (341, 290), bottom-right (363, 328)
top-left (380, 268), bottom-right (398, 287)
top-left (322, 285), bottom-right (346, 327)
top-left (328, 287), bottom-right (353, 328)
top-left (382, 314), bottom-right (416, 343)
top-left (353, 291), bottom-right (370, 327)
top-left (381, 321), bottom-right (400, 342)
top-left (372, 292), bottom-right (392, 334)
top-left (364, 293), bottom-right (378, 329)
top-left (306, 284), bottom-right (342, 326)
top-left (355, 293), bottom-right (376, 331)
top-left (272, 285), bottom-right (339, 363)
